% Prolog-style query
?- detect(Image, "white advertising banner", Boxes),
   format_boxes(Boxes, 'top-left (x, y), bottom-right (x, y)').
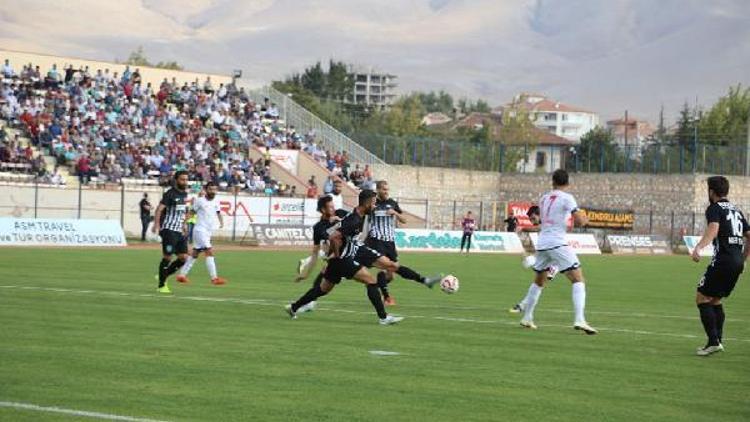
top-left (528, 233), bottom-right (602, 254)
top-left (207, 194), bottom-right (319, 236)
top-left (395, 229), bottom-right (524, 253)
top-left (270, 149), bottom-right (299, 175)
top-left (0, 218), bottom-right (127, 247)
top-left (683, 236), bottom-right (715, 257)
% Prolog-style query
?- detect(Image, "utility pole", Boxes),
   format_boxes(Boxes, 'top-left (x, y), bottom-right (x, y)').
top-left (624, 110), bottom-right (629, 148)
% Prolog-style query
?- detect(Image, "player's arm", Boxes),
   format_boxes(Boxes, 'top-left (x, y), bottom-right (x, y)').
top-left (216, 210), bottom-right (224, 229)
top-left (571, 209), bottom-right (588, 227)
top-left (295, 244), bottom-right (320, 282)
top-left (692, 222), bottom-right (719, 262)
top-left (389, 203), bottom-right (407, 225)
top-left (152, 203), bottom-right (165, 233)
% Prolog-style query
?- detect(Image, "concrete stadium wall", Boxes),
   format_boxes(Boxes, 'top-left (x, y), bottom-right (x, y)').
top-left (1, 49), bottom-right (233, 88)
top-left (384, 166), bottom-right (750, 233)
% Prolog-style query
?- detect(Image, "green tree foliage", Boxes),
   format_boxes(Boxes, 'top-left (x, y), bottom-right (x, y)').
top-left (119, 46), bottom-right (184, 70)
top-left (577, 127), bottom-right (620, 171)
top-left (697, 84), bottom-right (750, 146)
top-left (417, 90), bottom-right (454, 114)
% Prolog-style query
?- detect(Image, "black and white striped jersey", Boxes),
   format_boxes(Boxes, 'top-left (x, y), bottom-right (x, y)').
top-left (330, 210), bottom-right (368, 259)
top-left (159, 188), bottom-right (189, 233)
top-left (368, 198), bottom-right (402, 242)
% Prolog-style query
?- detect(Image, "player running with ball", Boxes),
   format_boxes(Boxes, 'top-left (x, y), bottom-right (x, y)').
top-left (517, 169), bottom-right (597, 334)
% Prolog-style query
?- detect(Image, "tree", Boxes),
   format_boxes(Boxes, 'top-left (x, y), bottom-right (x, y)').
top-left (577, 127), bottom-right (620, 172)
top-left (698, 84), bottom-right (750, 147)
top-left (118, 46), bottom-right (184, 70)
top-left (301, 62), bottom-right (326, 97)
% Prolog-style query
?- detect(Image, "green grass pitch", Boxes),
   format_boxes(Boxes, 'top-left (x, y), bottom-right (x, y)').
top-left (1, 248), bottom-right (748, 421)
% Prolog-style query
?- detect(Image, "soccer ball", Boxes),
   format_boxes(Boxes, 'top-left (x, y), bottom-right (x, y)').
top-left (440, 275), bottom-right (459, 294)
top-left (522, 255), bottom-right (537, 269)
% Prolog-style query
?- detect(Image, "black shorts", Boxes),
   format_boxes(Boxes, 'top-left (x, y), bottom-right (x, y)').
top-left (697, 261), bottom-right (743, 298)
top-left (160, 229), bottom-right (188, 255)
top-left (366, 238), bottom-right (398, 262)
top-left (324, 247), bottom-right (382, 284)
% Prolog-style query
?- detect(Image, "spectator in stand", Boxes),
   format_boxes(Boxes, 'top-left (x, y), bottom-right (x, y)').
top-left (306, 179), bottom-right (318, 198)
top-left (77, 153), bottom-right (91, 184)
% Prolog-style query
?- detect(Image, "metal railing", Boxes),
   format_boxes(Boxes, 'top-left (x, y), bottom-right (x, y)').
top-left (241, 84), bottom-right (387, 167)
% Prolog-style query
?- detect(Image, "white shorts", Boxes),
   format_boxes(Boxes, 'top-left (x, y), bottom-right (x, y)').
top-left (193, 229), bottom-right (213, 250)
top-left (532, 246), bottom-right (580, 273)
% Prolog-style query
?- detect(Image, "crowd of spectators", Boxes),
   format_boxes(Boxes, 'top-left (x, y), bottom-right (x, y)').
top-left (0, 58), bottom-right (371, 195)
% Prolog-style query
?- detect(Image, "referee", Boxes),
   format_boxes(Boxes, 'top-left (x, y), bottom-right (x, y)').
top-left (366, 180), bottom-right (406, 306)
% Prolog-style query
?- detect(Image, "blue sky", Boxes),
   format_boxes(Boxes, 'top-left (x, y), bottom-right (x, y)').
top-left (1, 0), bottom-right (748, 122)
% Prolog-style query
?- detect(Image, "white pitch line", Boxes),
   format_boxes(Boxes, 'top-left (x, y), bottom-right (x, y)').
top-left (0, 401), bottom-right (169, 422)
top-left (3, 285), bottom-right (750, 343)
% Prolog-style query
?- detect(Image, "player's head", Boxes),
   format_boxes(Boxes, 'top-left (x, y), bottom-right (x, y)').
top-left (358, 189), bottom-right (377, 212)
top-left (552, 169), bottom-right (569, 189)
top-left (317, 195), bottom-right (335, 218)
top-left (174, 170), bottom-right (189, 191)
top-left (204, 181), bottom-right (218, 200)
top-left (376, 180), bottom-right (389, 200)
top-left (707, 176), bottom-right (729, 203)
top-left (527, 205), bottom-right (541, 225)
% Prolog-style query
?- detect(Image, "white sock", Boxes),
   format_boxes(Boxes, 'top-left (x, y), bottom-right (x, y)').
top-left (572, 282), bottom-right (586, 325)
top-left (206, 256), bottom-right (218, 279)
top-left (519, 282), bottom-right (536, 307)
top-left (522, 283), bottom-right (543, 322)
top-left (180, 256), bottom-right (196, 275)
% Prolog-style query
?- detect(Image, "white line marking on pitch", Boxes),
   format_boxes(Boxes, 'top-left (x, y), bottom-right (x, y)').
top-left (3, 285), bottom-right (750, 343)
top-left (0, 401), bottom-right (170, 422)
top-left (369, 350), bottom-right (401, 356)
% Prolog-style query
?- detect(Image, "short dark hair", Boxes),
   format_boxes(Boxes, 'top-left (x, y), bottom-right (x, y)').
top-left (707, 176), bottom-right (729, 197)
top-left (317, 195), bottom-right (333, 212)
top-left (204, 181), bottom-right (217, 189)
top-left (174, 170), bottom-right (189, 180)
top-left (376, 180), bottom-right (388, 189)
top-left (527, 205), bottom-right (540, 217)
top-left (358, 189), bottom-right (377, 206)
top-left (552, 169), bottom-right (569, 187)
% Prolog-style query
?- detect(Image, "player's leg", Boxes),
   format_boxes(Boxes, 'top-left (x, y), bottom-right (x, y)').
top-left (177, 249), bottom-right (200, 283)
top-left (712, 297), bottom-right (725, 345)
top-left (161, 233), bottom-right (189, 282)
top-left (297, 271), bottom-right (325, 314)
top-left (466, 234), bottom-right (472, 253)
top-left (351, 267), bottom-right (402, 325)
top-left (205, 247), bottom-right (225, 285)
top-left (695, 290), bottom-right (722, 354)
top-left (460, 233), bottom-right (467, 252)
top-left (373, 254), bottom-right (441, 288)
top-left (287, 267), bottom-right (337, 318)
top-left (563, 268), bottom-right (596, 334)
top-left (520, 271), bottom-right (546, 329)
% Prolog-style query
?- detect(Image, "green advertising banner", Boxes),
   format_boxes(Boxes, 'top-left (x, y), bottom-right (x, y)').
top-left (395, 229), bottom-right (524, 253)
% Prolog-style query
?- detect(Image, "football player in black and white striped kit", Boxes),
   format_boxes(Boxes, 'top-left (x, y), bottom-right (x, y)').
top-left (366, 180), bottom-right (407, 305)
top-left (152, 170), bottom-right (190, 293)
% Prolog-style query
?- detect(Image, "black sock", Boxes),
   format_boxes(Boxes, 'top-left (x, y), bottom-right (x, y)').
top-left (292, 284), bottom-right (326, 312)
top-left (163, 258), bottom-right (185, 280)
top-left (396, 266), bottom-right (425, 284)
top-left (366, 284), bottom-right (388, 319)
top-left (713, 304), bottom-right (725, 343)
top-left (698, 303), bottom-right (720, 346)
top-left (158, 258), bottom-right (171, 286)
top-left (377, 271), bottom-right (390, 298)
top-left (312, 272), bottom-right (324, 289)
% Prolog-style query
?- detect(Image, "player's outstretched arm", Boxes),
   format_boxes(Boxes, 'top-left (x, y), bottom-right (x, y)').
top-left (692, 222), bottom-right (719, 262)
top-left (296, 245), bottom-right (320, 281)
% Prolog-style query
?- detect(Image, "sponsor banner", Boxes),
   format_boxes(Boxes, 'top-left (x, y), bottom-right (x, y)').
top-left (395, 229), bottom-right (524, 253)
top-left (607, 234), bottom-right (671, 254)
top-left (507, 201), bottom-right (572, 230)
top-left (0, 218), bottom-right (126, 247)
top-left (683, 236), bottom-right (715, 257)
top-left (528, 233), bottom-right (601, 254)
top-left (207, 195), bottom-right (319, 235)
top-left (507, 201), bottom-right (535, 230)
top-left (270, 149), bottom-right (299, 175)
top-left (580, 207), bottom-right (634, 230)
top-left (249, 224), bottom-right (313, 247)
